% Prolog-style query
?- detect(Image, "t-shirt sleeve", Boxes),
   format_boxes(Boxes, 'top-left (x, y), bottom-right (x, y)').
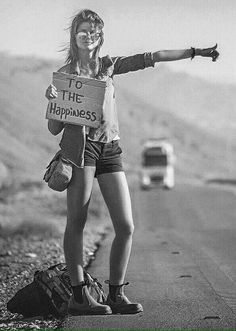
top-left (112, 53), bottom-right (155, 75)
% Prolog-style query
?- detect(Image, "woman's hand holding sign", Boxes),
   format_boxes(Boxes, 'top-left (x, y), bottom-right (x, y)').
top-left (45, 84), bottom-right (58, 100)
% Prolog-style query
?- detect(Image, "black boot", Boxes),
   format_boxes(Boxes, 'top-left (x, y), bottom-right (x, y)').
top-left (106, 281), bottom-right (143, 314)
top-left (68, 282), bottom-right (112, 315)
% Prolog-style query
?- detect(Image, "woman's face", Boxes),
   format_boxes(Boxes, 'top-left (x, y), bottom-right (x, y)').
top-left (76, 21), bottom-right (102, 51)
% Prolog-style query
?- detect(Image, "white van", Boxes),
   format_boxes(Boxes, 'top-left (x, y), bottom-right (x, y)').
top-left (140, 138), bottom-right (175, 190)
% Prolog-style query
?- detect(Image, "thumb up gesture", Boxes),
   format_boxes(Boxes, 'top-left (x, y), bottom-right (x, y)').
top-left (200, 43), bottom-right (219, 62)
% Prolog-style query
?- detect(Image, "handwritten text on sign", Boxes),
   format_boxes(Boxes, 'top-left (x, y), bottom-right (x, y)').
top-left (46, 72), bottom-right (107, 128)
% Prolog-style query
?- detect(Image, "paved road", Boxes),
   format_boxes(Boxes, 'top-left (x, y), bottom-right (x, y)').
top-left (62, 183), bottom-right (236, 329)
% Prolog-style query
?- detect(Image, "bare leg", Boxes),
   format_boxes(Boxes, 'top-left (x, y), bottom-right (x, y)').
top-left (98, 171), bottom-right (134, 284)
top-left (64, 166), bottom-right (95, 286)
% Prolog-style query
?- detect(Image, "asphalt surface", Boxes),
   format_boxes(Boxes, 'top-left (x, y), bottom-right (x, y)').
top-left (62, 182), bottom-right (236, 329)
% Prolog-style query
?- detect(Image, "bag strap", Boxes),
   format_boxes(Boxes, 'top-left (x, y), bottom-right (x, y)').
top-left (45, 150), bottom-right (62, 169)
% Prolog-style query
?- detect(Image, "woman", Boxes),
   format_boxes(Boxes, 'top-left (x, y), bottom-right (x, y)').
top-left (45, 9), bottom-right (219, 315)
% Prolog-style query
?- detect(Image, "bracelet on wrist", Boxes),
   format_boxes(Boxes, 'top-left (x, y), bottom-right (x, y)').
top-left (190, 47), bottom-right (196, 60)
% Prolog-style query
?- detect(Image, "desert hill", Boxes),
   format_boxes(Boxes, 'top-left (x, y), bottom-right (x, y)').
top-left (115, 65), bottom-right (236, 140)
top-left (0, 54), bottom-right (60, 184)
top-left (114, 63), bottom-right (236, 181)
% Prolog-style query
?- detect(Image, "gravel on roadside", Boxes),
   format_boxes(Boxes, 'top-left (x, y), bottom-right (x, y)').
top-left (0, 181), bottom-right (111, 330)
top-left (0, 224), bottom-right (110, 330)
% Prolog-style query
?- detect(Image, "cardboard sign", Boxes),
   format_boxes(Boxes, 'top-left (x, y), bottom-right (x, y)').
top-left (46, 72), bottom-right (107, 128)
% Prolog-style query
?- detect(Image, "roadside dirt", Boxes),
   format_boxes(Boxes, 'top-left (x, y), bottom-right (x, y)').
top-left (0, 180), bottom-right (111, 330)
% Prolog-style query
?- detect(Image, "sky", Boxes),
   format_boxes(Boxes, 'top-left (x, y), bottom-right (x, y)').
top-left (1, 0), bottom-right (236, 84)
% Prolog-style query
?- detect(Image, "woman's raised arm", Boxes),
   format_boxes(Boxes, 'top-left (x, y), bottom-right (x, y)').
top-left (153, 44), bottom-right (219, 63)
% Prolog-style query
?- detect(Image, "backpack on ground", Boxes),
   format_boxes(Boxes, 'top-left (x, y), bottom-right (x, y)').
top-left (7, 263), bottom-right (107, 318)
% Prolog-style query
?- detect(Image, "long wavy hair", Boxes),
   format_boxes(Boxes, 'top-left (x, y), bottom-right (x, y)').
top-left (65, 9), bottom-right (104, 76)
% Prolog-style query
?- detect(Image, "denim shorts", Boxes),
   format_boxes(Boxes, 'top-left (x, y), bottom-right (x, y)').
top-left (84, 139), bottom-right (123, 177)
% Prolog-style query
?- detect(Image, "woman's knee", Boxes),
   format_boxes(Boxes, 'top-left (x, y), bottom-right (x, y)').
top-left (67, 206), bottom-right (88, 229)
top-left (66, 216), bottom-right (87, 233)
top-left (114, 220), bottom-right (134, 237)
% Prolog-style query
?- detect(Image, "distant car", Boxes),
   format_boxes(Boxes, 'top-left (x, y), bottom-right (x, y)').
top-left (140, 138), bottom-right (175, 190)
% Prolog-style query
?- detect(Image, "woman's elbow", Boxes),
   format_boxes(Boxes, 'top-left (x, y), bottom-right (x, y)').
top-left (48, 127), bottom-right (59, 136)
top-left (48, 120), bottom-right (64, 135)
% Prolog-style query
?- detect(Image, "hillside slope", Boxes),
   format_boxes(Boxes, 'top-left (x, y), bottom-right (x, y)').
top-left (0, 54), bottom-right (235, 185)
top-left (115, 87), bottom-right (236, 181)
top-left (115, 65), bottom-right (236, 140)
top-left (0, 54), bottom-right (61, 183)
top-left (114, 64), bottom-right (236, 181)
